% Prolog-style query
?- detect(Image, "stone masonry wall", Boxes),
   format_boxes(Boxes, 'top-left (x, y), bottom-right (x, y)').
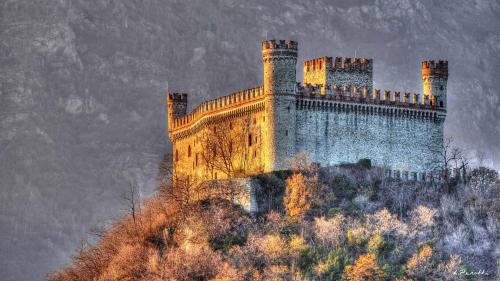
top-left (292, 99), bottom-right (444, 176)
top-left (170, 89), bottom-right (268, 181)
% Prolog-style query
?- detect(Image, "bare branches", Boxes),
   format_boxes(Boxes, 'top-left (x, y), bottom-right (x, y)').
top-left (430, 137), bottom-right (469, 192)
top-left (200, 118), bottom-right (251, 179)
top-left (122, 182), bottom-right (141, 224)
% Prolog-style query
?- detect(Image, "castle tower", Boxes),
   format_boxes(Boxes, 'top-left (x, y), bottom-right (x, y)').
top-left (422, 60), bottom-right (448, 109)
top-left (262, 39), bottom-right (298, 172)
top-left (166, 93), bottom-right (187, 132)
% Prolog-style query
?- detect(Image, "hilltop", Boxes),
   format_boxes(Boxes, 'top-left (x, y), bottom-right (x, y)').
top-left (49, 161), bottom-right (499, 281)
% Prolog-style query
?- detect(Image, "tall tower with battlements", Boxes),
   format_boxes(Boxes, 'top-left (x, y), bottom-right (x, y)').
top-left (422, 60), bottom-right (448, 109)
top-left (262, 40), bottom-right (298, 172)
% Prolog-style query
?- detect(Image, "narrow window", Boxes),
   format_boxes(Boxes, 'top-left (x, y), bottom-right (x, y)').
top-left (214, 172), bottom-right (218, 179)
top-left (195, 153), bottom-right (198, 166)
top-left (285, 130), bottom-right (288, 136)
top-left (440, 101), bottom-right (443, 107)
top-left (175, 149), bottom-right (179, 162)
top-left (229, 122), bottom-right (233, 130)
top-left (248, 134), bottom-right (252, 147)
top-left (254, 150), bottom-right (257, 158)
top-left (188, 145), bottom-right (191, 157)
top-left (287, 106), bottom-right (290, 113)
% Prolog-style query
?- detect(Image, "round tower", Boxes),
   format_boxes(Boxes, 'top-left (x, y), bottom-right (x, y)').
top-left (262, 39), bottom-right (298, 95)
top-left (422, 60), bottom-right (448, 109)
top-left (261, 40), bottom-right (298, 172)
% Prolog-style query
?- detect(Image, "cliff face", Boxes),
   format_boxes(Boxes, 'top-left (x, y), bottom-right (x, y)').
top-left (1, 1), bottom-right (499, 280)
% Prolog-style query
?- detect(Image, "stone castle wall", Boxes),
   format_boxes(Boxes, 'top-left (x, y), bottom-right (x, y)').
top-left (168, 87), bottom-right (267, 180)
top-left (292, 95), bottom-right (444, 178)
top-left (167, 40), bottom-right (447, 182)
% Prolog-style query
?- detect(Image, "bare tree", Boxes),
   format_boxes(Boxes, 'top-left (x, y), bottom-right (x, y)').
top-left (123, 182), bottom-right (141, 225)
top-left (200, 118), bottom-right (251, 179)
top-left (430, 137), bottom-right (468, 193)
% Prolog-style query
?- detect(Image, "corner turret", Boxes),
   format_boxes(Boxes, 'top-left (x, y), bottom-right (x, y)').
top-left (167, 93), bottom-right (188, 132)
top-left (422, 60), bottom-right (448, 109)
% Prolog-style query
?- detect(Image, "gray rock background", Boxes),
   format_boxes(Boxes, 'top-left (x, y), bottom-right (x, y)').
top-left (0, 0), bottom-right (498, 280)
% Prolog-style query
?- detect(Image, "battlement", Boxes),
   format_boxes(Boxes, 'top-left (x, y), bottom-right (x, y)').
top-left (422, 60), bottom-right (448, 78)
top-left (170, 86), bottom-right (265, 131)
top-left (168, 93), bottom-right (188, 102)
top-left (261, 39), bottom-right (298, 50)
top-left (303, 56), bottom-right (373, 72)
top-left (297, 83), bottom-right (444, 112)
top-left (332, 57), bottom-right (373, 72)
top-left (262, 39), bottom-right (298, 63)
top-left (303, 57), bottom-right (331, 71)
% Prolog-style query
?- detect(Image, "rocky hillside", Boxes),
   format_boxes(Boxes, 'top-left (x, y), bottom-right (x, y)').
top-left (1, 1), bottom-right (499, 280)
top-left (49, 163), bottom-right (499, 280)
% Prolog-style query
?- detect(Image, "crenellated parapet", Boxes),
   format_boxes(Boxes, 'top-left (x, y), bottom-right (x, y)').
top-left (422, 60), bottom-right (448, 79)
top-left (261, 39), bottom-right (298, 62)
top-left (332, 57), bottom-right (373, 72)
top-left (303, 57), bottom-right (331, 71)
top-left (169, 86), bottom-right (265, 133)
top-left (303, 56), bottom-right (373, 72)
top-left (297, 83), bottom-right (446, 117)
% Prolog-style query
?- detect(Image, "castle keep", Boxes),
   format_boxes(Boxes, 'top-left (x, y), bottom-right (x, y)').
top-left (167, 40), bottom-right (447, 182)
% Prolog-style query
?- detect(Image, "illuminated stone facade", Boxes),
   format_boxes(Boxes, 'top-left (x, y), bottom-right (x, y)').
top-left (167, 40), bottom-right (447, 182)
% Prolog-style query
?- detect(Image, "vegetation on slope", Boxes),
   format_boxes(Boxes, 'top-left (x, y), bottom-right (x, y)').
top-left (49, 160), bottom-right (499, 281)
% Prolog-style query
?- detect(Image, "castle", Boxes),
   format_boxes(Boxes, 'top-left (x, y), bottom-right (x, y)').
top-left (167, 40), bottom-right (447, 182)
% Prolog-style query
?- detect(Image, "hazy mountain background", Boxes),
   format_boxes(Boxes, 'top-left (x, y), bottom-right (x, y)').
top-left (0, 0), bottom-right (499, 280)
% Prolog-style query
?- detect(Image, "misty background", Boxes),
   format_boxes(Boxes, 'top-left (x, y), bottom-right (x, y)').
top-left (0, 0), bottom-right (499, 280)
